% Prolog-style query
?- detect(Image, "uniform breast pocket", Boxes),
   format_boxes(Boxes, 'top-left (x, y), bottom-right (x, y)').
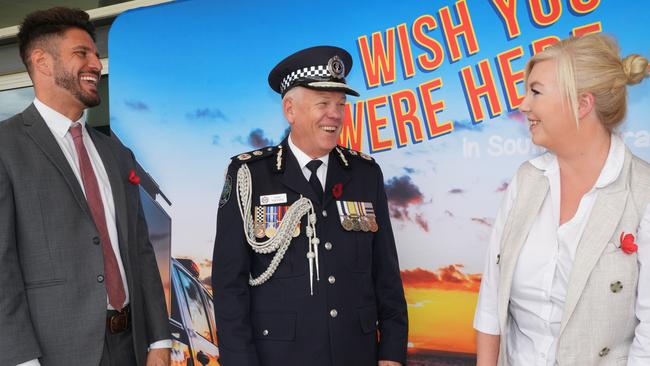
top-left (250, 237), bottom-right (308, 279)
top-left (345, 232), bottom-right (374, 273)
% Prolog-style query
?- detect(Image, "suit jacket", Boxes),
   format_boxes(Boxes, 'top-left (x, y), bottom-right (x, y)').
top-left (212, 138), bottom-right (408, 366)
top-left (495, 148), bottom-right (650, 365)
top-left (0, 104), bottom-right (170, 366)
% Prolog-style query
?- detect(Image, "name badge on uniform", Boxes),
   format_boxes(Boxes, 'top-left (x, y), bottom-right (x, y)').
top-left (260, 193), bottom-right (287, 206)
top-left (336, 201), bottom-right (378, 232)
top-left (254, 205), bottom-right (300, 239)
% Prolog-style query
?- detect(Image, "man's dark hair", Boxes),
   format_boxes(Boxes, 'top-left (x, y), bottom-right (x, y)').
top-left (17, 7), bottom-right (96, 72)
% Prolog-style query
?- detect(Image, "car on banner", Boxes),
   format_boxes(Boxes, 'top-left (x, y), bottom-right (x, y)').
top-left (170, 258), bottom-right (220, 366)
top-left (132, 158), bottom-right (220, 366)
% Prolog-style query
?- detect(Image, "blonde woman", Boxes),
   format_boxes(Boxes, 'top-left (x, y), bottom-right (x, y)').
top-left (474, 33), bottom-right (650, 365)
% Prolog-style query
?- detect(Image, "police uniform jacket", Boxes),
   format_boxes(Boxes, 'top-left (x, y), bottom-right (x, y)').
top-left (212, 138), bottom-right (408, 366)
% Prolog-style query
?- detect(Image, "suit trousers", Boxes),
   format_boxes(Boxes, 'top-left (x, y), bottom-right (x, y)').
top-left (99, 325), bottom-right (137, 366)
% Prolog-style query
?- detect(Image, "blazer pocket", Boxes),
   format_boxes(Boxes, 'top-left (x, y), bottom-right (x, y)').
top-left (24, 278), bottom-right (65, 289)
top-left (358, 305), bottom-right (378, 334)
top-left (252, 312), bottom-right (296, 341)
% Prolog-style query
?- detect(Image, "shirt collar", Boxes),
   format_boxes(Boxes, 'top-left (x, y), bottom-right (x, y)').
top-left (529, 134), bottom-right (625, 189)
top-left (287, 134), bottom-right (329, 170)
top-left (33, 97), bottom-right (87, 138)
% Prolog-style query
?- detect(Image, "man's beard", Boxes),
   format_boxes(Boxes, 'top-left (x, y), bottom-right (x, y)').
top-left (54, 64), bottom-right (101, 108)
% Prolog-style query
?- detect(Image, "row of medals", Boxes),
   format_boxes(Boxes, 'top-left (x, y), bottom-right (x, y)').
top-left (341, 214), bottom-right (378, 232)
top-left (254, 223), bottom-right (300, 239)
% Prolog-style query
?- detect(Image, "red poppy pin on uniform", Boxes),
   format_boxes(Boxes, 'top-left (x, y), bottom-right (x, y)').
top-left (619, 232), bottom-right (638, 254)
top-left (129, 169), bottom-right (141, 185)
top-left (332, 183), bottom-right (343, 199)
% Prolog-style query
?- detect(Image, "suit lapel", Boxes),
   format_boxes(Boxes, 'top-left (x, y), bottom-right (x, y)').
top-left (559, 150), bottom-right (631, 336)
top-left (21, 104), bottom-right (91, 216)
top-left (89, 127), bottom-right (130, 258)
top-left (322, 150), bottom-right (351, 208)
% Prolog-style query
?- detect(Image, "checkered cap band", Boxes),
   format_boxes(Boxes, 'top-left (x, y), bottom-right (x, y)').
top-left (281, 64), bottom-right (342, 93)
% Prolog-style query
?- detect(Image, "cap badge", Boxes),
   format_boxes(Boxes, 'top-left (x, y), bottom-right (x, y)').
top-left (327, 56), bottom-right (345, 79)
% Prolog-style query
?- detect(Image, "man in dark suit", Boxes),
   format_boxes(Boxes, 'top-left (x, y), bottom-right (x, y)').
top-left (212, 46), bottom-right (408, 366)
top-left (0, 7), bottom-right (170, 366)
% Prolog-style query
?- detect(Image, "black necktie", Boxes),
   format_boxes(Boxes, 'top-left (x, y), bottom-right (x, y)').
top-left (306, 160), bottom-right (323, 204)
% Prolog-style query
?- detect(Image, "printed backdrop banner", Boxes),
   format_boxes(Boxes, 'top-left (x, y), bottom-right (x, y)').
top-left (109, 0), bottom-right (650, 364)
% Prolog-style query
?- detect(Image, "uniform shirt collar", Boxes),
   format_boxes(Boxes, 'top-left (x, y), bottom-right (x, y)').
top-left (529, 133), bottom-right (625, 189)
top-left (33, 97), bottom-right (87, 138)
top-left (287, 134), bottom-right (329, 170)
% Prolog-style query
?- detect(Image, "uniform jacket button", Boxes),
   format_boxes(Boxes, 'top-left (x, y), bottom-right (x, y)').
top-left (262, 329), bottom-right (269, 336)
top-left (610, 281), bottom-right (623, 293)
top-left (97, 275), bottom-right (104, 283)
top-left (322, 210), bottom-right (328, 217)
top-left (328, 275), bottom-right (336, 284)
top-left (330, 309), bottom-right (338, 318)
top-left (93, 237), bottom-right (100, 245)
top-left (324, 242), bottom-right (332, 250)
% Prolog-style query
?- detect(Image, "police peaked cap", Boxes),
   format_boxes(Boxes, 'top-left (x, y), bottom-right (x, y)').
top-left (268, 45), bottom-right (359, 97)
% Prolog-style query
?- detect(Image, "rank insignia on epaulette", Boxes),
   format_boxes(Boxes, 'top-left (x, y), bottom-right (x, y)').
top-left (359, 152), bottom-right (373, 161)
top-left (252, 150), bottom-right (263, 156)
top-left (237, 153), bottom-right (252, 161)
top-left (336, 200), bottom-right (378, 232)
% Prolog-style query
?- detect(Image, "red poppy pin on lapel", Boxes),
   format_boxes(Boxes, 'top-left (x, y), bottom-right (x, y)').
top-left (619, 232), bottom-right (638, 254)
top-left (332, 183), bottom-right (343, 199)
top-left (129, 169), bottom-right (141, 185)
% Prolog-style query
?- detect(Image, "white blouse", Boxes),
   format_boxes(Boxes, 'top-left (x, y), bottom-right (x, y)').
top-left (474, 135), bottom-right (650, 365)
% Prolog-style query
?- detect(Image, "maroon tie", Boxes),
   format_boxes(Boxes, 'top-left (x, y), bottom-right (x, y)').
top-left (69, 124), bottom-right (126, 310)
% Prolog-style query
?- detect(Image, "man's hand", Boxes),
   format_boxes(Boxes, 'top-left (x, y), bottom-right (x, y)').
top-left (146, 348), bottom-right (170, 366)
top-left (378, 361), bottom-right (402, 366)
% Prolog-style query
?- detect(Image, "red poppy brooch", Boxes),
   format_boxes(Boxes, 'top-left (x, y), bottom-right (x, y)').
top-left (332, 183), bottom-right (343, 199)
top-left (619, 232), bottom-right (638, 254)
top-left (129, 169), bottom-right (141, 185)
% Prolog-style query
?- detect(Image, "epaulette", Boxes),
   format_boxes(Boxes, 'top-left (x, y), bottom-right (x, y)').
top-left (335, 145), bottom-right (376, 166)
top-left (231, 146), bottom-right (276, 164)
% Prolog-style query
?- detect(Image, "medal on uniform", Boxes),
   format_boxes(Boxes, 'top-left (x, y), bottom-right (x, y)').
top-left (254, 206), bottom-right (266, 238)
top-left (265, 206), bottom-right (278, 238)
top-left (337, 200), bottom-right (353, 231)
top-left (361, 202), bottom-right (379, 232)
top-left (359, 216), bottom-right (369, 232)
top-left (347, 201), bottom-right (363, 232)
top-left (341, 216), bottom-right (353, 231)
top-left (277, 205), bottom-right (300, 237)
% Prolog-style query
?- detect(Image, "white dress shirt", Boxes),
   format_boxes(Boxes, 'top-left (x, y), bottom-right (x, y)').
top-left (288, 134), bottom-right (329, 190)
top-left (18, 99), bottom-right (169, 366)
top-left (474, 134), bottom-right (650, 365)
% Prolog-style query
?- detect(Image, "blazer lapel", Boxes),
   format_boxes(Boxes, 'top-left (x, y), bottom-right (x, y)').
top-left (21, 104), bottom-right (91, 216)
top-left (498, 162), bottom-right (549, 332)
top-left (89, 128), bottom-right (130, 258)
top-left (559, 150), bottom-right (631, 336)
top-left (322, 150), bottom-right (351, 209)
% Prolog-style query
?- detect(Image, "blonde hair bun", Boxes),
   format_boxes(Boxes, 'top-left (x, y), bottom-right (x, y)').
top-left (622, 54), bottom-right (648, 85)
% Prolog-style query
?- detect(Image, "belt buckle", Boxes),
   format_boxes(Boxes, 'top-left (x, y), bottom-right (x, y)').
top-left (108, 308), bottom-right (129, 334)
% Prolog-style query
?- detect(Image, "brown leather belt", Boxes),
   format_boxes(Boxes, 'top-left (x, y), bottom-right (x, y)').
top-left (106, 305), bottom-right (130, 334)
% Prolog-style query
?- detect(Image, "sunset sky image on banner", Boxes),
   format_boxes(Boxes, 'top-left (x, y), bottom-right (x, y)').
top-left (109, 0), bottom-right (650, 364)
